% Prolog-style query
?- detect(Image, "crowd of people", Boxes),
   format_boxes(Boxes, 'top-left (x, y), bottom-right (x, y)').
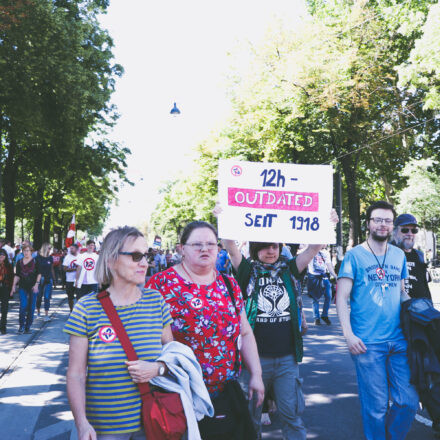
top-left (1, 200), bottom-right (437, 440)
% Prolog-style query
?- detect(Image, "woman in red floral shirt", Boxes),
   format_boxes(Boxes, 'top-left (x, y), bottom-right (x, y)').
top-left (147, 221), bottom-right (264, 402)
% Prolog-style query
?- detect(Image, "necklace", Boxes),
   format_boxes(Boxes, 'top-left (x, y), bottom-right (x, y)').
top-left (366, 239), bottom-right (389, 292)
top-left (181, 261), bottom-right (215, 285)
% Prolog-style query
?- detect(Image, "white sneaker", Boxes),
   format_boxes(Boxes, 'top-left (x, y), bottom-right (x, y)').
top-left (261, 413), bottom-right (271, 426)
top-left (43, 316), bottom-right (50, 322)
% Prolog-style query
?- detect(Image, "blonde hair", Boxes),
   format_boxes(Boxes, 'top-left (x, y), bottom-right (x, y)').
top-left (95, 226), bottom-right (144, 286)
top-left (39, 242), bottom-right (52, 258)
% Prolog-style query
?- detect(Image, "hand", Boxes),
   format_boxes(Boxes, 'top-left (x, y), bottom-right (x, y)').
top-left (32, 284), bottom-right (39, 293)
top-left (330, 208), bottom-right (339, 225)
top-left (10, 288), bottom-right (15, 297)
top-left (248, 373), bottom-right (265, 407)
top-left (346, 333), bottom-right (367, 355)
top-left (212, 202), bottom-right (222, 218)
top-left (125, 360), bottom-right (161, 383)
top-left (301, 313), bottom-right (308, 336)
top-left (76, 420), bottom-right (97, 440)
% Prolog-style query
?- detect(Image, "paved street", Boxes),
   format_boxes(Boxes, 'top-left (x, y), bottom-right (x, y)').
top-left (1, 284), bottom-right (439, 439)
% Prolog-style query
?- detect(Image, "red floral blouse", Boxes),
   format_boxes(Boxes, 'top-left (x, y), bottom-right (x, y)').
top-left (146, 268), bottom-right (244, 394)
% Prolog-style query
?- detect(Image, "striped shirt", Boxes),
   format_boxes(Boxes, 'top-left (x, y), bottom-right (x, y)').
top-left (64, 288), bottom-right (172, 435)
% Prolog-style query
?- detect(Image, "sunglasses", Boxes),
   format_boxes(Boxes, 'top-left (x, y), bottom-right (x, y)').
top-left (400, 227), bottom-right (419, 234)
top-left (119, 251), bottom-right (148, 262)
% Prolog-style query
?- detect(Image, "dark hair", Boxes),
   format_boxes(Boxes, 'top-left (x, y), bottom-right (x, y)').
top-left (180, 221), bottom-right (218, 245)
top-left (86, 239), bottom-right (95, 246)
top-left (70, 244), bottom-right (78, 249)
top-left (365, 201), bottom-right (396, 222)
top-left (249, 242), bottom-right (283, 261)
top-left (0, 248), bottom-right (12, 271)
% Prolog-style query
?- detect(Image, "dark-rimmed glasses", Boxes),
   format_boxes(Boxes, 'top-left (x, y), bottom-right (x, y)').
top-left (184, 242), bottom-right (217, 251)
top-left (119, 251), bottom-right (148, 262)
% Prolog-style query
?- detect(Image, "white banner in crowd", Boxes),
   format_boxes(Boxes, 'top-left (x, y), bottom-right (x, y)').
top-left (218, 159), bottom-right (336, 244)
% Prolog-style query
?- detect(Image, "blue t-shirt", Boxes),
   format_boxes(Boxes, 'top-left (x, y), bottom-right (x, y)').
top-left (338, 244), bottom-right (408, 344)
top-left (216, 249), bottom-right (230, 272)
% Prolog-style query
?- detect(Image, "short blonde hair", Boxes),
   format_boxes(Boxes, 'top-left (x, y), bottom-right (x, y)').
top-left (95, 226), bottom-right (144, 286)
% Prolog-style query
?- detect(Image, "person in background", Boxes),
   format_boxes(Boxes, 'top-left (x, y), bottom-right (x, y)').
top-left (52, 248), bottom-right (63, 288)
top-left (36, 243), bottom-right (56, 322)
top-left (217, 204), bottom-right (338, 440)
top-left (307, 246), bottom-right (337, 325)
top-left (63, 244), bottom-right (79, 312)
top-left (216, 243), bottom-right (231, 274)
top-left (0, 249), bottom-right (14, 334)
top-left (10, 245), bottom-right (41, 334)
top-left (391, 213), bottom-right (432, 300)
top-left (1, 239), bottom-right (15, 263)
top-left (75, 240), bottom-right (99, 300)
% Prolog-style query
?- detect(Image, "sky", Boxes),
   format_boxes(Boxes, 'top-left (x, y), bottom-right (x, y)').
top-left (100, 0), bottom-right (307, 235)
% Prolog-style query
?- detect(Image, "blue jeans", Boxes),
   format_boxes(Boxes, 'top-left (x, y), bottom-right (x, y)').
top-left (351, 338), bottom-right (419, 440)
top-left (312, 277), bottom-right (331, 319)
top-left (19, 288), bottom-right (38, 330)
top-left (37, 279), bottom-right (53, 311)
top-left (240, 354), bottom-right (306, 440)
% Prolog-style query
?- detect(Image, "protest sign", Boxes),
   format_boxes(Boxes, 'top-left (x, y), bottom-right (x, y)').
top-left (218, 159), bottom-right (335, 244)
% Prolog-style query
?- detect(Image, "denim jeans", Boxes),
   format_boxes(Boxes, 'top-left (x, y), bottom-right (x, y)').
top-left (351, 338), bottom-right (419, 440)
top-left (240, 354), bottom-right (306, 440)
top-left (18, 288), bottom-right (38, 330)
top-left (37, 278), bottom-right (53, 311)
top-left (312, 277), bottom-right (331, 319)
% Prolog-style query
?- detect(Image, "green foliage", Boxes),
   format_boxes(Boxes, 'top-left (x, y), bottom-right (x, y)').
top-left (398, 2), bottom-right (440, 110)
top-left (396, 158), bottom-right (440, 230)
top-left (151, 0), bottom-right (440, 246)
top-left (0, 0), bottom-right (129, 244)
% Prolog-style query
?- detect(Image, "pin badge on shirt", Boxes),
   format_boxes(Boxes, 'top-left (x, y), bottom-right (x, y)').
top-left (98, 326), bottom-right (117, 343)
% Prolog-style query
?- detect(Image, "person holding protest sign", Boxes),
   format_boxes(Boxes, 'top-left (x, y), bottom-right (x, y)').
top-left (215, 204), bottom-right (338, 440)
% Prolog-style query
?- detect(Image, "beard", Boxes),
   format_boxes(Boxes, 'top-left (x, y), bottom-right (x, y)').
top-left (395, 236), bottom-right (414, 250)
top-left (370, 230), bottom-right (391, 242)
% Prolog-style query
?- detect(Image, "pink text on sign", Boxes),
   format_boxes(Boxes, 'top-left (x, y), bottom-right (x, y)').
top-left (228, 187), bottom-right (319, 211)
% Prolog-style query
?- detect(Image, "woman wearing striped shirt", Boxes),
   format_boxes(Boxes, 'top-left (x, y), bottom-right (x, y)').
top-left (64, 227), bottom-right (173, 440)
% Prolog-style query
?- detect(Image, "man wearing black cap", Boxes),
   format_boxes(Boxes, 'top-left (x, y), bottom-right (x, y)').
top-left (392, 213), bottom-right (432, 300)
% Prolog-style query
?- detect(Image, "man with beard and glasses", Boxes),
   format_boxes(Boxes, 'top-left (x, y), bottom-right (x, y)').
top-left (391, 213), bottom-right (432, 301)
top-left (336, 201), bottom-right (419, 440)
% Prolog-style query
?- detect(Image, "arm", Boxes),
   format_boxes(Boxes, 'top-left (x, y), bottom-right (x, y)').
top-left (400, 279), bottom-right (410, 303)
top-left (67, 336), bottom-right (96, 440)
top-left (336, 277), bottom-right (366, 355)
top-left (221, 239), bottom-right (242, 271)
top-left (295, 209), bottom-right (339, 273)
top-left (295, 245), bottom-right (324, 274)
top-left (10, 275), bottom-right (19, 297)
top-left (326, 260), bottom-right (338, 279)
top-left (240, 310), bottom-right (265, 407)
top-left (75, 265), bottom-right (82, 287)
top-left (126, 324), bottom-right (174, 382)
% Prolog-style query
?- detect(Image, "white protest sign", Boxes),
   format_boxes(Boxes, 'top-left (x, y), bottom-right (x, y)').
top-left (218, 159), bottom-right (335, 244)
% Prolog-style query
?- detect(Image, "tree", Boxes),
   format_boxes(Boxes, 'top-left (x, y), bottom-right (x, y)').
top-left (396, 158), bottom-right (440, 231)
top-left (0, 0), bottom-right (129, 244)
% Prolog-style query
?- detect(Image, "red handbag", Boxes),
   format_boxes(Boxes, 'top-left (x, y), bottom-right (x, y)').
top-left (97, 290), bottom-right (187, 440)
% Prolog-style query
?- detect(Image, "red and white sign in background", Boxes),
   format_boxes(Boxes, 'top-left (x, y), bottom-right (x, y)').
top-left (218, 159), bottom-right (335, 244)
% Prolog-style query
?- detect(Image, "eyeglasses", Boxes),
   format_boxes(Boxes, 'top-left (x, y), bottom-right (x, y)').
top-left (400, 227), bottom-right (419, 234)
top-left (119, 251), bottom-right (148, 262)
top-left (184, 242), bottom-right (217, 251)
top-left (370, 217), bottom-right (394, 225)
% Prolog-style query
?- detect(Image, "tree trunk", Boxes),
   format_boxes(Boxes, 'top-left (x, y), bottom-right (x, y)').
top-left (32, 186), bottom-right (44, 249)
top-left (43, 214), bottom-right (51, 243)
top-left (3, 138), bottom-right (18, 243)
top-left (340, 155), bottom-right (361, 247)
